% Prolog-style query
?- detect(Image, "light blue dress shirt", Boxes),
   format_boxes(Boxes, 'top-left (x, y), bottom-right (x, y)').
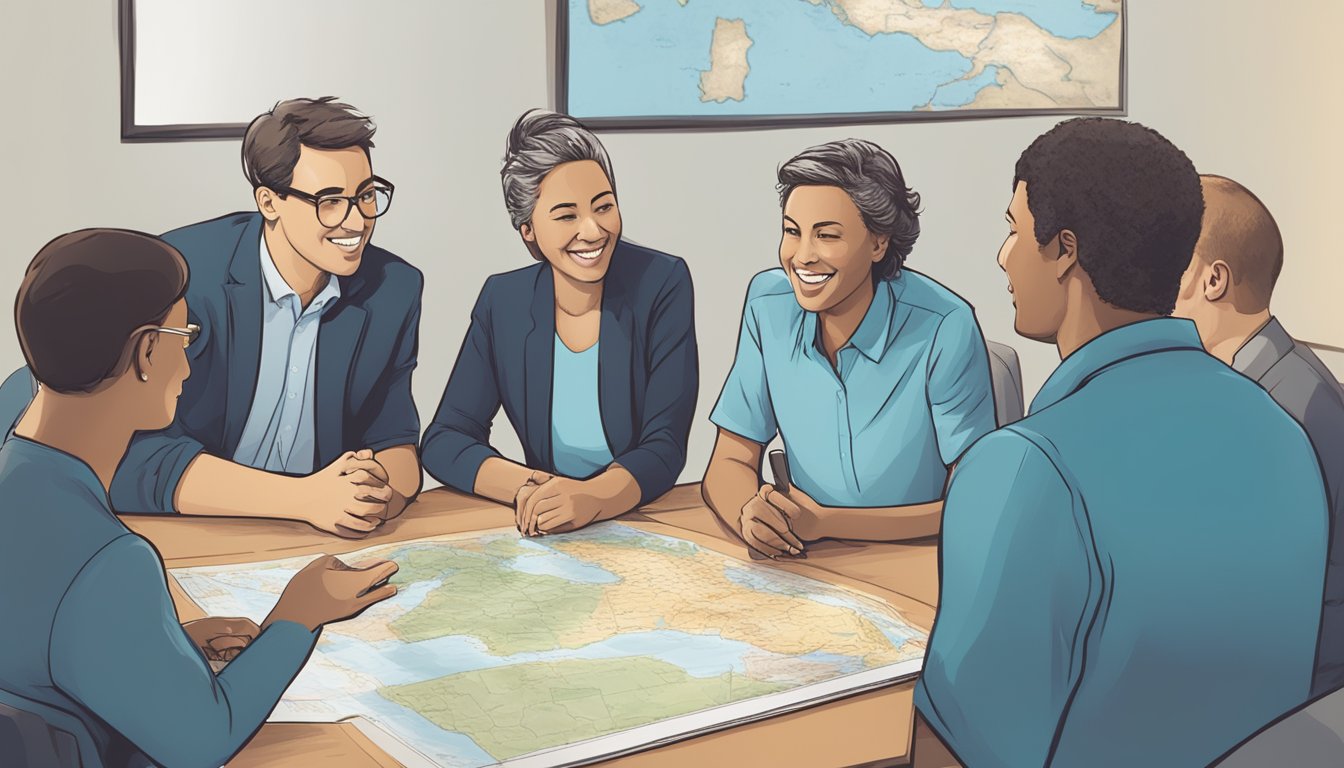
top-left (232, 235), bottom-right (341, 474)
top-left (710, 268), bottom-right (996, 508)
top-left (915, 318), bottom-right (1328, 767)
top-left (0, 436), bottom-right (318, 767)
top-left (551, 335), bottom-right (614, 478)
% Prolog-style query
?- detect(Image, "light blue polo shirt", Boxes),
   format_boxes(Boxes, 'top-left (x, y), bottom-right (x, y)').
top-left (915, 318), bottom-right (1328, 767)
top-left (710, 268), bottom-right (996, 508)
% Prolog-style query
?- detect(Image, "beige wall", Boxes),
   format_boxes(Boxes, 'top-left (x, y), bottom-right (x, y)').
top-left (1, 1), bottom-right (1339, 484)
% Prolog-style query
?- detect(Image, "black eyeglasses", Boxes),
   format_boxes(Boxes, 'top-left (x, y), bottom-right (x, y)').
top-left (272, 177), bottom-right (395, 228)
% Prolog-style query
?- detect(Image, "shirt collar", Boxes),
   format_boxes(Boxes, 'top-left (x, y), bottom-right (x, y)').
top-left (802, 273), bottom-right (903, 364)
top-left (1030, 317), bottom-right (1206, 414)
top-left (258, 233), bottom-right (342, 314)
top-left (1231, 316), bottom-right (1293, 383)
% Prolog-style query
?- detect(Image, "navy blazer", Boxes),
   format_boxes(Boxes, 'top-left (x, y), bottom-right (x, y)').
top-left (422, 240), bottom-right (698, 506)
top-left (109, 212), bottom-right (423, 514)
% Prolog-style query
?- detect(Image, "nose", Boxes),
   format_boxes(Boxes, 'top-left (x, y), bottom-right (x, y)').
top-left (576, 214), bottom-right (603, 243)
top-left (997, 239), bottom-right (1009, 271)
top-left (794, 235), bottom-right (818, 265)
top-left (337, 202), bottom-right (367, 232)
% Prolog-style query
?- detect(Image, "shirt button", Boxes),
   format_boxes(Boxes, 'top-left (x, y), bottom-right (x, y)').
top-left (291, 366), bottom-right (299, 374)
top-left (288, 392), bottom-right (296, 399)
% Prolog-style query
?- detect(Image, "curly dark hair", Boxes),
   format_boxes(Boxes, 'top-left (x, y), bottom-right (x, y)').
top-left (1014, 118), bottom-right (1204, 315)
top-left (778, 139), bottom-right (921, 282)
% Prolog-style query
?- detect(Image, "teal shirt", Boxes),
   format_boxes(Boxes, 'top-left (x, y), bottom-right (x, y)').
top-left (551, 335), bottom-right (614, 478)
top-left (0, 437), bottom-right (319, 768)
top-left (915, 319), bottom-right (1328, 767)
top-left (710, 269), bottom-right (996, 507)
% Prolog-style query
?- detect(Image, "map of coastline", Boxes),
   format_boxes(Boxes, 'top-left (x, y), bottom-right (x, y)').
top-left (567, 0), bottom-right (1123, 118)
top-left (171, 523), bottom-right (925, 767)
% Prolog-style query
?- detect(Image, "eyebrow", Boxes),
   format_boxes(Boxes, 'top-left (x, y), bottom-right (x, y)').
top-left (313, 186), bottom-right (345, 197)
top-left (591, 191), bottom-right (614, 204)
top-left (812, 221), bottom-right (843, 230)
top-left (783, 215), bottom-right (799, 227)
top-left (550, 202), bottom-right (577, 213)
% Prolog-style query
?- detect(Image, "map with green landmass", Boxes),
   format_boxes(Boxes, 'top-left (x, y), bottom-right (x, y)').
top-left (171, 523), bottom-right (926, 767)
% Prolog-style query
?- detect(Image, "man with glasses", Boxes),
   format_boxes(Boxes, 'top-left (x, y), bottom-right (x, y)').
top-left (109, 97), bottom-right (424, 536)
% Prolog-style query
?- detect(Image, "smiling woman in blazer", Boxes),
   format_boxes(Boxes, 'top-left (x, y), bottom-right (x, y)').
top-left (422, 110), bottom-right (698, 534)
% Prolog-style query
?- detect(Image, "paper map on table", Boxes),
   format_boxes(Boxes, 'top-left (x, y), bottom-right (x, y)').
top-left (171, 522), bottom-right (926, 767)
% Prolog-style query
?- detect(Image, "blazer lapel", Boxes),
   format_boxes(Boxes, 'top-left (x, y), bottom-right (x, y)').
top-left (221, 219), bottom-right (264, 452)
top-left (314, 275), bottom-right (369, 468)
top-left (524, 267), bottom-right (556, 471)
top-left (599, 249), bottom-right (635, 457)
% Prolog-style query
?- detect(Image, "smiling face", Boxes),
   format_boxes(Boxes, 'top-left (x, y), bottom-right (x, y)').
top-left (779, 185), bottom-right (886, 314)
top-left (999, 182), bottom-right (1069, 343)
top-left (263, 145), bottom-right (377, 277)
top-left (521, 160), bottom-right (621, 284)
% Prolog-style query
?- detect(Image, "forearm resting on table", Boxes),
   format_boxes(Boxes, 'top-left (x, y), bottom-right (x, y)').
top-left (815, 499), bottom-right (943, 541)
top-left (588, 463), bottom-right (642, 519)
top-left (474, 456), bottom-right (544, 505)
top-left (702, 453), bottom-right (761, 534)
top-left (172, 454), bottom-right (295, 518)
top-left (375, 444), bottom-right (422, 510)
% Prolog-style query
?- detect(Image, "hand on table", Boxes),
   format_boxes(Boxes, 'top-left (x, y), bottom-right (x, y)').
top-left (513, 470), bottom-right (553, 535)
top-left (761, 484), bottom-right (826, 543)
top-left (294, 449), bottom-right (395, 537)
top-left (739, 484), bottom-right (805, 560)
top-left (181, 616), bottom-right (260, 663)
top-left (518, 476), bottom-right (605, 536)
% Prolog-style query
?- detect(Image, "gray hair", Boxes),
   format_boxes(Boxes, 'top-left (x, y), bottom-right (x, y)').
top-left (777, 139), bottom-right (922, 281)
top-left (501, 109), bottom-right (616, 231)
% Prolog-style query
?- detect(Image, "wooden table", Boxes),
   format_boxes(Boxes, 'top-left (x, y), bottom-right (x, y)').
top-left (125, 485), bottom-right (951, 768)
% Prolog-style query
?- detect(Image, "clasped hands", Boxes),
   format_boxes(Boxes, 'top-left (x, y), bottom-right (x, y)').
top-left (295, 449), bottom-right (404, 537)
top-left (513, 470), bottom-right (604, 537)
top-left (739, 483), bottom-right (826, 560)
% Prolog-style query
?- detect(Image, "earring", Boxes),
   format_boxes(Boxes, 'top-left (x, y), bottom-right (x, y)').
top-left (140, 373), bottom-right (149, 382)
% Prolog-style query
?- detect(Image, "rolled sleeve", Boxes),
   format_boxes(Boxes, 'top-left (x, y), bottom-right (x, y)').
top-left (610, 261), bottom-right (698, 506)
top-left (914, 429), bottom-right (1096, 768)
top-left (709, 280), bottom-right (777, 445)
top-left (926, 305), bottom-right (996, 465)
top-left (421, 280), bottom-right (505, 492)
top-left (110, 432), bottom-right (207, 515)
top-left (51, 535), bottom-right (318, 768)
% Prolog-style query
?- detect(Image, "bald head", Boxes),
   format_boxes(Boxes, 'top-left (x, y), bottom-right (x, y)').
top-left (1194, 175), bottom-right (1283, 312)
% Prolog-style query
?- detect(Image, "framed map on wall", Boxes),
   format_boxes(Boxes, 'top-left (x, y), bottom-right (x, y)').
top-left (557, 0), bottom-right (1126, 129)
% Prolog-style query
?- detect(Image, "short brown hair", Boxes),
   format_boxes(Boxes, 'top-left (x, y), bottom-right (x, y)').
top-left (16, 229), bottom-right (189, 393)
top-left (1193, 175), bottom-right (1284, 312)
top-left (242, 97), bottom-right (376, 191)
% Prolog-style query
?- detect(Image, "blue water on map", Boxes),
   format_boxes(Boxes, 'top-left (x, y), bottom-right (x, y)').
top-left (567, 0), bottom-right (970, 116)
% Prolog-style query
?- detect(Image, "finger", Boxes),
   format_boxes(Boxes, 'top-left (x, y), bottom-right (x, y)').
top-left (355, 448), bottom-right (374, 461)
top-left (354, 583), bottom-right (398, 612)
top-left (219, 647), bottom-right (243, 662)
top-left (355, 559), bottom-right (400, 584)
top-left (528, 497), bottom-right (564, 536)
top-left (755, 509), bottom-right (805, 553)
top-left (343, 460), bottom-right (389, 484)
top-left (521, 486), bottom-right (559, 535)
top-left (208, 618), bottom-right (261, 638)
top-left (354, 482), bottom-right (395, 503)
top-left (208, 635), bottom-right (250, 653)
top-left (348, 558), bottom-right (388, 570)
top-left (335, 515), bottom-right (380, 534)
top-left (348, 500), bottom-right (389, 519)
top-left (529, 469), bottom-right (555, 485)
top-left (749, 520), bottom-right (792, 554)
top-left (536, 509), bottom-right (572, 532)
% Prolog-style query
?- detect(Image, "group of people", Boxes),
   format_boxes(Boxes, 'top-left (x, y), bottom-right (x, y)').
top-left (0, 95), bottom-right (1340, 768)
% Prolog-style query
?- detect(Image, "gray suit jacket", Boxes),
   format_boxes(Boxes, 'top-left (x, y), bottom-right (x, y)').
top-left (1235, 317), bottom-right (1344, 697)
